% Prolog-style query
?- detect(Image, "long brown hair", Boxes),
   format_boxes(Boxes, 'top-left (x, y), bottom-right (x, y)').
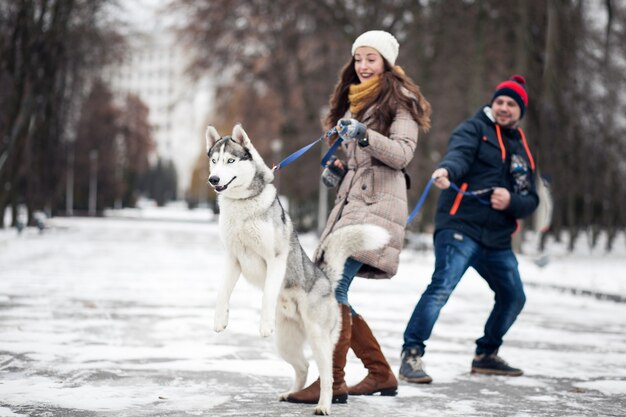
top-left (324, 57), bottom-right (431, 137)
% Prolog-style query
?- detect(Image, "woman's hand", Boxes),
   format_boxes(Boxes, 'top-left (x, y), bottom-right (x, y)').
top-left (337, 119), bottom-right (367, 141)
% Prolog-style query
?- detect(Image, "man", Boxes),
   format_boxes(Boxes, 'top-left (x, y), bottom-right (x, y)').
top-left (399, 75), bottom-right (539, 383)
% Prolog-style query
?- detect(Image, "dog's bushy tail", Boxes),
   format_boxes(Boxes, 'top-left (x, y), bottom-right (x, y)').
top-left (316, 225), bottom-right (389, 282)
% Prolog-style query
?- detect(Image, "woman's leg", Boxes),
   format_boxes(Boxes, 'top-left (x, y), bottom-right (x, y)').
top-left (335, 257), bottom-right (363, 315)
top-left (286, 258), bottom-right (362, 404)
top-left (335, 259), bottom-right (398, 396)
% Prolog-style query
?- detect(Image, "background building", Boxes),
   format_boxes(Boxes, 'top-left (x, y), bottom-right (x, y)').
top-left (104, 27), bottom-right (213, 200)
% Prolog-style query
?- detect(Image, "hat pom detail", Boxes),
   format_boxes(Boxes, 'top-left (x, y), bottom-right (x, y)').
top-left (511, 74), bottom-right (526, 86)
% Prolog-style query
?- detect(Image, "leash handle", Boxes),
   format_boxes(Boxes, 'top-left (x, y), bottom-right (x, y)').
top-left (320, 131), bottom-right (343, 168)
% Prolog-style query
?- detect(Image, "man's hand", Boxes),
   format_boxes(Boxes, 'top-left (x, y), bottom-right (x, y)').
top-left (491, 187), bottom-right (511, 210)
top-left (432, 168), bottom-right (450, 189)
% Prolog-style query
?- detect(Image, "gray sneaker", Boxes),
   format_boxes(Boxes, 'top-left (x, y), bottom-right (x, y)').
top-left (471, 353), bottom-right (523, 376)
top-left (399, 348), bottom-right (433, 384)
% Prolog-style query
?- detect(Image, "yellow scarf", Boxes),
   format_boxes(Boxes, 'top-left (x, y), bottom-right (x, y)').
top-left (348, 76), bottom-right (381, 115)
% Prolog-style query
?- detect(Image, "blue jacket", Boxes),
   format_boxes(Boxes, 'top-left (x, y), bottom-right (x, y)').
top-left (435, 106), bottom-right (539, 249)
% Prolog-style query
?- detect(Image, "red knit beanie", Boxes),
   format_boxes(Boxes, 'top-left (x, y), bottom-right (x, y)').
top-left (491, 75), bottom-right (528, 118)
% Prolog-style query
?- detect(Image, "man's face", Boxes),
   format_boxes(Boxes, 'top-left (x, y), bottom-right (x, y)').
top-left (491, 96), bottom-right (521, 128)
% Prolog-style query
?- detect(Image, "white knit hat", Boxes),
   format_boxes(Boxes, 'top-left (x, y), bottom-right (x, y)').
top-left (351, 30), bottom-right (400, 65)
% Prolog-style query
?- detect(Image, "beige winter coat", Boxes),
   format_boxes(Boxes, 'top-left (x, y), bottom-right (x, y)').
top-left (315, 104), bottom-right (419, 279)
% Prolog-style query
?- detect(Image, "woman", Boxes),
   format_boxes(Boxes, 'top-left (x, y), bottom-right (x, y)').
top-left (286, 30), bottom-right (431, 404)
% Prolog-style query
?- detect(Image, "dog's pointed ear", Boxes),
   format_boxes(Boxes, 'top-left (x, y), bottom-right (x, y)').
top-left (205, 125), bottom-right (221, 153)
top-left (231, 123), bottom-right (274, 183)
top-left (232, 123), bottom-right (252, 147)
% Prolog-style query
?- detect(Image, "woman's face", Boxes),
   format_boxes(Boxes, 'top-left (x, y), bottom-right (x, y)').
top-left (354, 47), bottom-right (385, 83)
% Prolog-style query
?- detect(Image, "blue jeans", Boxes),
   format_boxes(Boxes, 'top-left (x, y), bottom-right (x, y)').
top-left (335, 257), bottom-right (363, 316)
top-left (402, 229), bottom-right (526, 356)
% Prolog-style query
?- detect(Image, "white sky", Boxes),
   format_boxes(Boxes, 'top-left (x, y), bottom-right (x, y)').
top-left (112, 0), bottom-right (173, 33)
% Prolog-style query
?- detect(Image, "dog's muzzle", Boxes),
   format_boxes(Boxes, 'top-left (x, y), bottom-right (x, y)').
top-left (209, 175), bottom-right (237, 192)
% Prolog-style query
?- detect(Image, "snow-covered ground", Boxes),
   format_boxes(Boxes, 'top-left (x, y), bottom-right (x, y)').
top-left (0, 210), bottom-right (625, 416)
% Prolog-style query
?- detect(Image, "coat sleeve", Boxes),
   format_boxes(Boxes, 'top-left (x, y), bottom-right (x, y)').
top-left (360, 106), bottom-right (418, 170)
top-left (437, 120), bottom-right (481, 182)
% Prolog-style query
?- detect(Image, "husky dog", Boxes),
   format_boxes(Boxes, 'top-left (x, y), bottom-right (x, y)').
top-left (206, 124), bottom-right (389, 415)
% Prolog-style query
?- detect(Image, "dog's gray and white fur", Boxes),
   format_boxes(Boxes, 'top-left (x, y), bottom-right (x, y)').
top-left (206, 124), bottom-right (389, 415)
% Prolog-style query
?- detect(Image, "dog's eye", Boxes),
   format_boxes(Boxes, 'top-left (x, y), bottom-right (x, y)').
top-left (227, 158), bottom-right (235, 164)
top-left (211, 158), bottom-right (217, 164)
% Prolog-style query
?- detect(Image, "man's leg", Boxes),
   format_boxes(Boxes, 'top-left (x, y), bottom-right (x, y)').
top-left (471, 248), bottom-right (525, 376)
top-left (473, 248), bottom-right (526, 354)
top-left (400, 230), bottom-right (477, 382)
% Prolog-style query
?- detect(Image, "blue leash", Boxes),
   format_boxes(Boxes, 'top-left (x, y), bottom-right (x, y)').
top-left (406, 178), bottom-right (493, 225)
top-left (448, 182), bottom-right (493, 205)
top-left (273, 127), bottom-right (340, 171)
top-left (406, 178), bottom-right (435, 224)
top-left (320, 134), bottom-right (343, 168)
top-left (272, 130), bottom-right (493, 225)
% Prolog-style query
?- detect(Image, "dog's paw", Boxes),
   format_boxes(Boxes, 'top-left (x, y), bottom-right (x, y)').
top-left (314, 405), bottom-right (330, 415)
top-left (259, 321), bottom-right (274, 338)
top-left (214, 321), bottom-right (228, 333)
top-left (278, 392), bottom-right (290, 402)
top-left (213, 310), bottom-right (229, 332)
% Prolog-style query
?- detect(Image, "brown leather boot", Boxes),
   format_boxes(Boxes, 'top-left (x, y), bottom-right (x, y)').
top-left (286, 304), bottom-right (351, 404)
top-left (348, 314), bottom-right (398, 396)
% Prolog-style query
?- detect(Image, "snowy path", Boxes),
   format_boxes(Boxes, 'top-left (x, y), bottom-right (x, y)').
top-left (1, 216), bottom-right (625, 417)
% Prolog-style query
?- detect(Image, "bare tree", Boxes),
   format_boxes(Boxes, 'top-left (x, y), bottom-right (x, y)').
top-left (119, 94), bottom-right (155, 207)
top-left (0, 0), bottom-right (124, 225)
top-left (173, 0), bottom-right (626, 246)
